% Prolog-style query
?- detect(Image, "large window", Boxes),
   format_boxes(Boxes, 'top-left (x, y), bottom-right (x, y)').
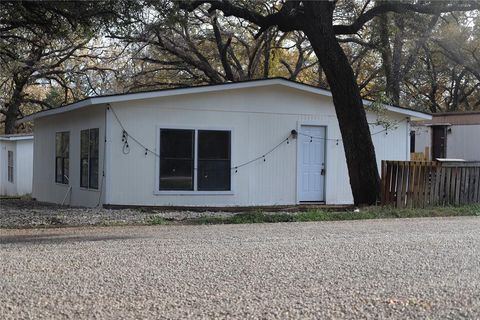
top-left (198, 130), bottom-right (231, 191)
top-left (159, 129), bottom-right (231, 191)
top-left (160, 129), bottom-right (194, 190)
top-left (7, 150), bottom-right (13, 183)
top-left (55, 132), bottom-right (70, 184)
top-left (80, 128), bottom-right (99, 189)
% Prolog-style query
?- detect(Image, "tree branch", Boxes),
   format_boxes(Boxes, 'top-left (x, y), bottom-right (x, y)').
top-left (334, 1), bottom-right (480, 35)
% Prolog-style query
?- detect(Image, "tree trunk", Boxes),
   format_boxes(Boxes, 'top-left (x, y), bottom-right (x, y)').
top-left (4, 86), bottom-right (24, 134)
top-left (4, 106), bottom-right (18, 134)
top-left (378, 13), bottom-right (402, 105)
top-left (303, 3), bottom-right (380, 205)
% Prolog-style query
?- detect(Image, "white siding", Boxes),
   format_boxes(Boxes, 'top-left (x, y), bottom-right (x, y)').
top-left (412, 125), bottom-right (431, 154)
top-left (446, 125), bottom-right (480, 160)
top-left (103, 85), bottom-right (408, 207)
top-left (0, 139), bottom-right (33, 196)
top-left (32, 107), bottom-right (106, 206)
top-left (15, 140), bottom-right (34, 195)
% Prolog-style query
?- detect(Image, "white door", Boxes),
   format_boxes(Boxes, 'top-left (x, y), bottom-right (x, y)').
top-left (299, 125), bottom-right (326, 202)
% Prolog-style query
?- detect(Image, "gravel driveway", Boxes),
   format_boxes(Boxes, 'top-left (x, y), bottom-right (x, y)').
top-left (0, 199), bottom-right (237, 228)
top-left (1, 217), bottom-right (479, 319)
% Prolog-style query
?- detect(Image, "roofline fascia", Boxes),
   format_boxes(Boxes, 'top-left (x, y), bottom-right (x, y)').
top-left (0, 136), bottom-right (34, 141)
top-left (18, 78), bottom-right (432, 123)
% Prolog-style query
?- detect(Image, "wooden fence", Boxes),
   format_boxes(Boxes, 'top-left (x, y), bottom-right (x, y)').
top-left (381, 160), bottom-right (480, 208)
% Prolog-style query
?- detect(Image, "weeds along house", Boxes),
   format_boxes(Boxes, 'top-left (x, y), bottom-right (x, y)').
top-left (20, 78), bottom-right (431, 207)
top-left (0, 134), bottom-right (34, 196)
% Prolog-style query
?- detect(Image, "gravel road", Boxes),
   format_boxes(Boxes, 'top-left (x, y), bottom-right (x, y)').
top-left (1, 217), bottom-right (479, 319)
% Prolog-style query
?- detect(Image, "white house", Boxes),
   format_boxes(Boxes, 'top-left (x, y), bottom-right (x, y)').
top-left (20, 78), bottom-right (431, 207)
top-left (0, 134), bottom-right (34, 196)
top-left (411, 111), bottom-right (480, 161)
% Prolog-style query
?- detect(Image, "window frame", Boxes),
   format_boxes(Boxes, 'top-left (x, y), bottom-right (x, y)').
top-left (55, 131), bottom-right (70, 185)
top-left (7, 150), bottom-right (14, 183)
top-left (155, 125), bottom-right (234, 195)
top-left (80, 128), bottom-right (100, 190)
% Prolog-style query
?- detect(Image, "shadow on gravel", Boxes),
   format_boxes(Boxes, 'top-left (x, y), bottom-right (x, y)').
top-left (0, 234), bottom-right (144, 245)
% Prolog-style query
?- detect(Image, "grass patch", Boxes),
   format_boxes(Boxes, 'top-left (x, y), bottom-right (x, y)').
top-left (145, 216), bottom-right (171, 225)
top-left (188, 205), bottom-right (480, 225)
top-left (194, 211), bottom-right (294, 225)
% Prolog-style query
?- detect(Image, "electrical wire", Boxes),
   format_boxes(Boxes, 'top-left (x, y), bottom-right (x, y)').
top-left (231, 136), bottom-right (291, 172)
top-left (109, 104), bottom-right (406, 174)
top-left (109, 105), bottom-right (293, 172)
top-left (296, 118), bottom-right (407, 142)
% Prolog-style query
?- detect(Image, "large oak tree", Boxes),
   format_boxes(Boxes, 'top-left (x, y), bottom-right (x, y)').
top-left (180, 0), bottom-right (480, 205)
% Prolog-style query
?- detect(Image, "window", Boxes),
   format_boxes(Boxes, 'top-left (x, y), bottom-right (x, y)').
top-left (55, 132), bottom-right (70, 184)
top-left (7, 150), bottom-right (13, 183)
top-left (160, 129), bottom-right (194, 190)
top-left (410, 131), bottom-right (416, 153)
top-left (198, 130), bottom-right (231, 191)
top-left (159, 129), bottom-right (231, 191)
top-left (80, 128), bottom-right (99, 189)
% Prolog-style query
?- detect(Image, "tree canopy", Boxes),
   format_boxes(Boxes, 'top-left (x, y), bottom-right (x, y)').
top-left (1, 0), bottom-right (479, 205)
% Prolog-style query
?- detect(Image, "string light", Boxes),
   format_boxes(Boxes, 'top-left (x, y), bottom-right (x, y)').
top-left (297, 118), bottom-right (406, 142)
top-left (109, 106), bottom-right (293, 172)
top-left (109, 105), bottom-right (406, 173)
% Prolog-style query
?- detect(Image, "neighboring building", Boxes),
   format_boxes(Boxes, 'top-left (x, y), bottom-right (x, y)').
top-left (411, 111), bottom-right (480, 161)
top-left (20, 78), bottom-right (431, 207)
top-left (0, 134), bottom-right (34, 196)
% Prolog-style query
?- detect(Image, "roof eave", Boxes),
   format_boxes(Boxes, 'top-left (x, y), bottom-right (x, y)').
top-left (0, 135), bottom-right (34, 141)
top-left (17, 78), bottom-right (432, 122)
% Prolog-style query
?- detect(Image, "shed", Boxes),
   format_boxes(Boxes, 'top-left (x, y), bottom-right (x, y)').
top-left (0, 134), bottom-right (34, 196)
top-left (411, 111), bottom-right (480, 161)
top-left (21, 78), bottom-right (431, 207)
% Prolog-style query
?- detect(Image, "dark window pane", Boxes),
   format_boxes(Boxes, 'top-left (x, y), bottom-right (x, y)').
top-left (198, 160), bottom-right (230, 191)
top-left (198, 130), bottom-right (230, 159)
top-left (80, 128), bottom-right (99, 189)
top-left (80, 130), bottom-right (89, 187)
top-left (90, 128), bottom-right (99, 158)
top-left (198, 130), bottom-right (231, 191)
top-left (56, 133), bottom-right (62, 156)
top-left (89, 157), bottom-right (99, 189)
top-left (159, 129), bottom-right (194, 190)
top-left (56, 157), bottom-right (63, 183)
top-left (8, 151), bottom-right (14, 183)
top-left (63, 158), bottom-right (69, 184)
top-left (160, 159), bottom-right (193, 190)
top-left (160, 129), bottom-right (194, 158)
top-left (80, 130), bottom-right (89, 158)
top-left (63, 133), bottom-right (69, 156)
top-left (80, 158), bottom-right (89, 188)
top-left (55, 132), bottom-right (70, 184)
top-left (8, 167), bottom-right (13, 183)
top-left (89, 129), bottom-right (99, 189)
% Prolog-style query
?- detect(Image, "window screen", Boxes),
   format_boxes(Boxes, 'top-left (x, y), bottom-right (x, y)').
top-left (80, 128), bottom-right (99, 189)
top-left (160, 129), bottom-right (194, 190)
top-left (198, 130), bottom-right (231, 191)
top-left (55, 132), bottom-right (69, 184)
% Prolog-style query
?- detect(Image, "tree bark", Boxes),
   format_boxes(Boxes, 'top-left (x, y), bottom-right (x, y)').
top-left (303, 2), bottom-right (380, 205)
top-left (4, 77), bottom-right (28, 134)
